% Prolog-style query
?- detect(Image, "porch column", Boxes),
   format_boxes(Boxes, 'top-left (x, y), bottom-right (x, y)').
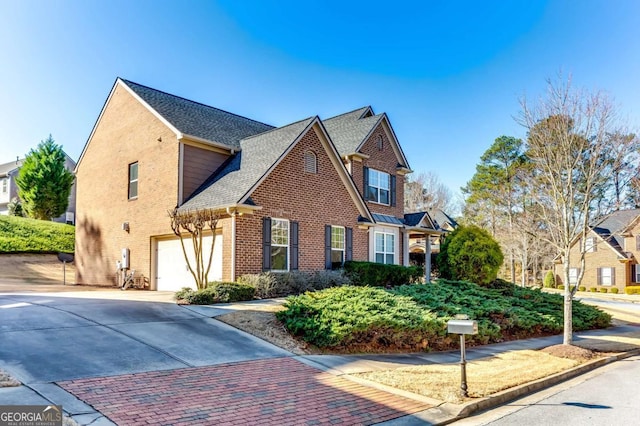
top-left (425, 236), bottom-right (432, 284)
top-left (230, 211), bottom-right (237, 281)
top-left (403, 231), bottom-right (409, 266)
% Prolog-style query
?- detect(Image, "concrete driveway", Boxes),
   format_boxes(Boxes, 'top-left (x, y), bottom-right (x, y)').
top-left (0, 291), bottom-right (290, 384)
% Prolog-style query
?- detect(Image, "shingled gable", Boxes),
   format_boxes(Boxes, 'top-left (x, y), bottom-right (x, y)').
top-left (76, 78), bottom-right (274, 169)
top-left (180, 116), bottom-right (374, 223)
top-left (587, 209), bottom-right (640, 258)
top-left (323, 106), bottom-right (411, 170)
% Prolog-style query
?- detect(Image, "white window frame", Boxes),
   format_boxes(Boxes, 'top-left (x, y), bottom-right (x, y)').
top-left (585, 237), bottom-right (596, 253)
top-left (128, 162), bottom-right (139, 200)
top-left (375, 231), bottom-right (395, 264)
top-left (367, 168), bottom-right (390, 205)
top-left (1, 178), bottom-right (7, 194)
top-left (270, 218), bottom-right (290, 272)
top-left (331, 226), bottom-right (345, 267)
top-left (600, 267), bottom-right (613, 286)
top-left (568, 268), bottom-right (579, 285)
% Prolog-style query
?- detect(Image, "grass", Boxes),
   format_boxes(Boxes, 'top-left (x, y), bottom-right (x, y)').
top-left (0, 215), bottom-right (74, 253)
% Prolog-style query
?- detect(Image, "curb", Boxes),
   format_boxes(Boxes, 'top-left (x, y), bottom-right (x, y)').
top-left (438, 348), bottom-right (640, 424)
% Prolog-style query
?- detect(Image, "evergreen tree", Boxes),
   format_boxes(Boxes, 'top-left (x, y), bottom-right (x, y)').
top-left (16, 135), bottom-right (74, 220)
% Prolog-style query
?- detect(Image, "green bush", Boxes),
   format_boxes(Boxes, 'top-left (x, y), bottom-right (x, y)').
top-left (610, 287), bottom-right (619, 294)
top-left (238, 270), bottom-right (350, 298)
top-left (0, 215), bottom-right (74, 253)
top-left (625, 286), bottom-right (640, 295)
top-left (277, 280), bottom-right (611, 351)
top-left (590, 287), bottom-right (598, 292)
top-left (558, 285), bottom-right (565, 290)
top-left (343, 261), bottom-right (423, 287)
top-left (436, 225), bottom-right (504, 285)
top-left (579, 286), bottom-right (586, 292)
top-left (174, 282), bottom-right (255, 304)
top-left (543, 271), bottom-right (556, 288)
top-left (599, 287), bottom-right (608, 293)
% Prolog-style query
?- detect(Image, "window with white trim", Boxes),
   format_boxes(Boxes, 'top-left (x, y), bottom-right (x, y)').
top-left (585, 237), bottom-right (596, 252)
top-left (598, 267), bottom-right (614, 286)
top-left (568, 268), bottom-right (579, 285)
top-left (375, 231), bottom-right (395, 264)
top-left (304, 151), bottom-right (317, 174)
top-left (128, 162), bottom-right (138, 200)
top-left (331, 226), bottom-right (345, 268)
top-left (270, 218), bottom-right (289, 271)
top-left (367, 169), bottom-right (390, 205)
top-left (1, 178), bottom-right (7, 194)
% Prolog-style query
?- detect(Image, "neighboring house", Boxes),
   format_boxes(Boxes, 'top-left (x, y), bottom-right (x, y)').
top-left (75, 78), bottom-right (441, 290)
top-left (0, 155), bottom-right (76, 224)
top-left (408, 209), bottom-right (458, 254)
top-left (554, 209), bottom-right (640, 292)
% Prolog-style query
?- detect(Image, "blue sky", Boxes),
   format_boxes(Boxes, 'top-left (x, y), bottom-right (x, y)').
top-left (1, 0), bottom-right (639, 198)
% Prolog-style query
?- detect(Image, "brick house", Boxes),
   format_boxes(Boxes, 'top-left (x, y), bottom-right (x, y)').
top-left (0, 155), bottom-right (76, 224)
top-left (75, 78), bottom-right (441, 290)
top-left (554, 209), bottom-right (640, 292)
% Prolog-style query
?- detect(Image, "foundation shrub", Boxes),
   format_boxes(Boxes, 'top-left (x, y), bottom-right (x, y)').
top-left (343, 261), bottom-right (423, 287)
top-left (238, 270), bottom-right (351, 298)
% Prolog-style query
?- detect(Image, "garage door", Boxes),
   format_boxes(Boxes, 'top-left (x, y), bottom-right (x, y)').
top-left (156, 235), bottom-right (223, 291)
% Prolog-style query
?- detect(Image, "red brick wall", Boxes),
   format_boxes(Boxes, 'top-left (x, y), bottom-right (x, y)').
top-left (75, 83), bottom-right (181, 285)
top-left (234, 124), bottom-right (368, 276)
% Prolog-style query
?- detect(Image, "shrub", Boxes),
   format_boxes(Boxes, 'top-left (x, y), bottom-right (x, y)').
top-left (558, 285), bottom-right (565, 290)
top-left (590, 287), bottom-right (597, 292)
top-left (238, 270), bottom-right (351, 298)
top-left (599, 287), bottom-right (608, 293)
top-left (174, 282), bottom-right (255, 304)
top-left (578, 286), bottom-right (586, 292)
top-left (543, 270), bottom-right (556, 288)
top-left (436, 225), bottom-right (503, 285)
top-left (7, 197), bottom-right (25, 217)
top-left (343, 261), bottom-right (422, 287)
top-left (610, 287), bottom-right (619, 294)
top-left (625, 286), bottom-right (640, 295)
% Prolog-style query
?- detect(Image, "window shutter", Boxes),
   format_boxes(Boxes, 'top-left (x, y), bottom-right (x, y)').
top-left (363, 167), bottom-right (370, 200)
top-left (390, 174), bottom-right (396, 207)
top-left (611, 268), bottom-right (615, 285)
top-left (325, 225), bottom-right (332, 270)
top-left (345, 227), bottom-right (353, 262)
top-left (597, 267), bottom-right (602, 285)
top-left (290, 221), bottom-right (299, 270)
top-left (262, 217), bottom-right (271, 271)
top-left (632, 265), bottom-right (636, 283)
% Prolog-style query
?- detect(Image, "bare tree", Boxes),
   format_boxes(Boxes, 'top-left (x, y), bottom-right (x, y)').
top-left (519, 75), bottom-right (636, 344)
top-left (169, 208), bottom-right (220, 290)
top-left (405, 171), bottom-right (456, 213)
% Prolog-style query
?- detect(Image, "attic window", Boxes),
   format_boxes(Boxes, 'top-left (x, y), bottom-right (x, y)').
top-left (304, 151), bottom-right (317, 174)
top-left (377, 135), bottom-right (383, 151)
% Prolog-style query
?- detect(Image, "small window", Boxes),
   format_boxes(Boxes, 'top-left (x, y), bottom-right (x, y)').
top-left (331, 226), bottom-right (345, 268)
top-left (375, 231), bottom-right (395, 264)
top-left (128, 162), bottom-right (138, 200)
top-left (366, 168), bottom-right (390, 205)
top-left (304, 151), bottom-right (317, 174)
top-left (585, 237), bottom-right (597, 253)
top-left (568, 268), bottom-right (579, 285)
top-left (376, 135), bottom-right (383, 151)
top-left (1, 178), bottom-right (7, 194)
top-left (270, 218), bottom-right (289, 271)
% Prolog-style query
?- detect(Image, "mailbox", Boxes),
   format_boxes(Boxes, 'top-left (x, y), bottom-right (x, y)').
top-left (447, 319), bottom-right (478, 335)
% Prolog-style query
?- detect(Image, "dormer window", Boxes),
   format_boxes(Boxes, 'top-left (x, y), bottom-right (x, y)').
top-left (304, 151), bottom-right (317, 174)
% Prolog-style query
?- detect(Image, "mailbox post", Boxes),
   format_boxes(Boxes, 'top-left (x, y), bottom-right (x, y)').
top-left (447, 316), bottom-right (478, 398)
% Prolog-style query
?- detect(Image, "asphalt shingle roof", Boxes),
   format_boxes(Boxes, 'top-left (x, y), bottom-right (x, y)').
top-left (0, 158), bottom-right (23, 177)
top-left (403, 212), bottom-right (427, 227)
top-left (591, 209), bottom-right (640, 257)
top-left (180, 117), bottom-right (315, 211)
top-left (322, 107), bottom-right (382, 157)
top-left (121, 79), bottom-right (275, 149)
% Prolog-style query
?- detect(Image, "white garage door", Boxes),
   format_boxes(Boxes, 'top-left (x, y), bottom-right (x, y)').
top-left (156, 235), bottom-right (223, 291)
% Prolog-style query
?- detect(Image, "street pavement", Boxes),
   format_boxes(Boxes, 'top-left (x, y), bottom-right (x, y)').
top-left (0, 289), bottom-right (639, 425)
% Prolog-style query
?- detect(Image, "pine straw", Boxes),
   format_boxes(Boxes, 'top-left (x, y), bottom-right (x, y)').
top-left (352, 350), bottom-right (585, 404)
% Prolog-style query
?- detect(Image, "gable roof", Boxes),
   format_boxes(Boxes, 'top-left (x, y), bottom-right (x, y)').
top-left (590, 209), bottom-right (640, 257)
top-left (323, 107), bottom-right (410, 168)
top-left (429, 209), bottom-right (459, 230)
top-left (180, 117), bottom-right (315, 211)
top-left (0, 158), bottom-right (23, 177)
top-left (120, 79), bottom-right (275, 149)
